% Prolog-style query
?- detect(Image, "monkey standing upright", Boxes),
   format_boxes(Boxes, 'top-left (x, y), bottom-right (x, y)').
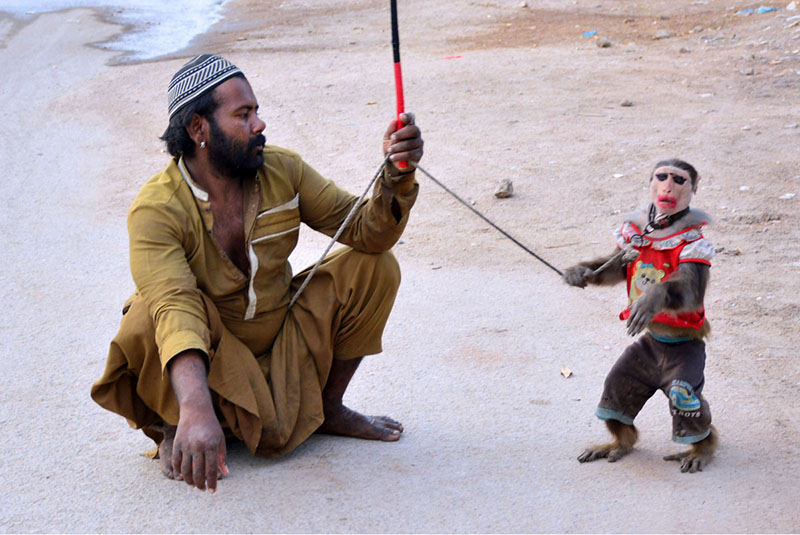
top-left (563, 159), bottom-right (717, 473)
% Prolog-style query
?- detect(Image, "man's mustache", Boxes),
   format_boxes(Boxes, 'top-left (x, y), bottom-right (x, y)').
top-left (248, 134), bottom-right (266, 150)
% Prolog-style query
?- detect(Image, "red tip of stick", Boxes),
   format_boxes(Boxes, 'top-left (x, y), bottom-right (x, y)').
top-left (394, 61), bottom-right (407, 169)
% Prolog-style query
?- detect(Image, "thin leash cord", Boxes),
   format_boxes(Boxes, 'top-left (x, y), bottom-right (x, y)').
top-left (288, 155), bottom-right (390, 310)
top-left (416, 164), bottom-right (564, 277)
top-left (590, 207), bottom-right (669, 276)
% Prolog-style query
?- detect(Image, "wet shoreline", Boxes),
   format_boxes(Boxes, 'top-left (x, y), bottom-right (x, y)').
top-left (0, 0), bottom-right (230, 63)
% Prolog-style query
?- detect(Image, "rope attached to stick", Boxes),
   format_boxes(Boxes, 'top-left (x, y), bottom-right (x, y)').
top-left (288, 156), bottom-right (389, 309)
top-left (416, 165), bottom-right (564, 277)
top-left (389, 1), bottom-right (561, 276)
top-left (288, 0), bottom-right (563, 310)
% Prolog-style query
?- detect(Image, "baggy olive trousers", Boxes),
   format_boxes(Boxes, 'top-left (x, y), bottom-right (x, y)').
top-left (91, 248), bottom-right (400, 458)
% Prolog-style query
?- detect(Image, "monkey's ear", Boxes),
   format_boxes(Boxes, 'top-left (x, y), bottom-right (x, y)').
top-left (693, 174), bottom-right (701, 193)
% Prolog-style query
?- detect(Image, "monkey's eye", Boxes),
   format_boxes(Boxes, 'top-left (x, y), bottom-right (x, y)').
top-left (655, 172), bottom-right (688, 185)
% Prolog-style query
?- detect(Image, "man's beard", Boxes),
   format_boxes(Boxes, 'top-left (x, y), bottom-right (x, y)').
top-left (206, 117), bottom-right (265, 179)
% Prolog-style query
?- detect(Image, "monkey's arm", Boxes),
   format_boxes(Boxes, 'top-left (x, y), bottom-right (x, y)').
top-left (563, 249), bottom-right (627, 288)
top-left (626, 261), bottom-right (709, 336)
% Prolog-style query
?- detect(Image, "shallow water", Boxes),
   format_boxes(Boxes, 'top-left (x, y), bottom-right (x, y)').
top-left (0, 0), bottom-right (230, 61)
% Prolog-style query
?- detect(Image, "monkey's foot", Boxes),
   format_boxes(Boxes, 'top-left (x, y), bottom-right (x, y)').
top-left (663, 450), bottom-right (710, 473)
top-left (578, 445), bottom-right (631, 463)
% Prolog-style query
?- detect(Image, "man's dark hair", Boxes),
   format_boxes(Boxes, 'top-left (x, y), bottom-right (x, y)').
top-left (160, 72), bottom-right (245, 157)
top-left (652, 158), bottom-right (699, 187)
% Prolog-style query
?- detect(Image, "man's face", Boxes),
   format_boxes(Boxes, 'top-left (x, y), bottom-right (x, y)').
top-left (649, 165), bottom-right (694, 216)
top-left (206, 77), bottom-right (266, 178)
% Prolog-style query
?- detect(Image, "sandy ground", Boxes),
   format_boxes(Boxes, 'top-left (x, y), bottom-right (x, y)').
top-left (1, 0), bottom-right (799, 532)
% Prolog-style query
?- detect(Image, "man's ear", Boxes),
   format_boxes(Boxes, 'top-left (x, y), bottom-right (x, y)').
top-left (187, 113), bottom-right (207, 145)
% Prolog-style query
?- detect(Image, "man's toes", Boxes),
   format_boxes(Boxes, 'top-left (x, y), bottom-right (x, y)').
top-left (379, 427), bottom-right (402, 442)
top-left (373, 416), bottom-right (403, 432)
top-left (160, 461), bottom-right (174, 479)
top-left (158, 440), bottom-right (175, 479)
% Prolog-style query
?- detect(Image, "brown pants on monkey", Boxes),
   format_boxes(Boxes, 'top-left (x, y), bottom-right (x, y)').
top-left (595, 333), bottom-right (712, 444)
top-left (91, 247), bottom-right (400, 458)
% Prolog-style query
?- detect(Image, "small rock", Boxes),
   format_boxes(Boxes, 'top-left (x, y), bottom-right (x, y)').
top-left (561, 365), bottom-right (573, 379)
top-left (494, 179), bottom-right (514, 198)
top-left (742, 125), bottom-right (752, 131)
top-left (620, 99), bottom-right (634, 107)
top-left (788, 1), bottom-right (797, 10)
top-left (784, 122), bottom-right (799, 128)
top-left (740, 68), bottom-right (755, 75)
top-left (680, 47), bottom-right (692, 53)
top-left (700, 93), bottom-right (714, 98)
top-left (740, 186), bottom-right (751, 191)
top-left (519, 0), bottom-right (528, 7)
top-left (654, 30), bottom-right (673, 40)
top-left (693, 25), bottom-right (704, 32)
top-left (624, 18), bottom-right (635, 23)
top-left (779, 193), bottom-right (797, 200)
top-left (613, 173), bottom-right (625, 178)
top-left (596, 36), bottom-right (612, 48)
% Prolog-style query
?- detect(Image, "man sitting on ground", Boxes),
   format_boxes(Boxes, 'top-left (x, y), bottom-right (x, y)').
top-left (91, 54), bottom-right (424, 493)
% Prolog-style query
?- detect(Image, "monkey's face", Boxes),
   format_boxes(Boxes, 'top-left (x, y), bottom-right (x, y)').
top-left (650, 165), bottom-right (694, 216)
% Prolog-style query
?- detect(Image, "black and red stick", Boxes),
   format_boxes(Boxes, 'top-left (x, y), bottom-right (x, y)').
top-left (390, 0), bottom-right (407, 169)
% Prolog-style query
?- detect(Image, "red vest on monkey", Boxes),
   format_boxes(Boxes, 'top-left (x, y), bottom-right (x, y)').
top-left (615, 220), bottom-right (715, 330)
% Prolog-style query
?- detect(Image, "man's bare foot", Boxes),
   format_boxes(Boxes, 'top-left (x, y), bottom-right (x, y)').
top-left (318, 402), bottom-right (403, 441)
top-left (157, 425), bottom-right (182, 480)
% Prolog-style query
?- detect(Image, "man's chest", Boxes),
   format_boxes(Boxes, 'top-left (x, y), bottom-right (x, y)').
top-left (210, 196), bottom-right (249, 275)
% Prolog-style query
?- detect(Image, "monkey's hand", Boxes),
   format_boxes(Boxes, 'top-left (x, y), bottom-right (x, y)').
top-left (626, 285), bottom-right (667, 336)
top-left (563, 265), bottom-right (594, 288)
top-left (621, 243), bottom-right (640, 264)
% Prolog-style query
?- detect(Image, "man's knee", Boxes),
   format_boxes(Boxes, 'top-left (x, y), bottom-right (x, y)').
top-left (338, 248), bottom-right (401, 292)
top-left (373, 250), bottom-right (401, 289)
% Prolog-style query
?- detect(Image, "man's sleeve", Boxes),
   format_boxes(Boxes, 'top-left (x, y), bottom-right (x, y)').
top-left (292, 155), bottom-right (419, 253)
top-left (128, 201), bottom-right (211, 371)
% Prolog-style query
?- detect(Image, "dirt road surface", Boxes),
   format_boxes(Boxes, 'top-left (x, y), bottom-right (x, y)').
top-left (1, 0), bottom-right (799, 532)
